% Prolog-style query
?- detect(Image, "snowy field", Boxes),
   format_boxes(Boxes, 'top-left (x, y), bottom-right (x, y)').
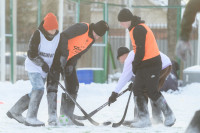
top-left (0, 80), bottom-right (200, 133)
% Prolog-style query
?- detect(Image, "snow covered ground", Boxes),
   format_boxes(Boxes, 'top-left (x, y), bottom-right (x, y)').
top-left (0, 80), bottom-right (200, 133)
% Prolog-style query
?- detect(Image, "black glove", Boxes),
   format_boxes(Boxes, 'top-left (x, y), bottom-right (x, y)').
top-left (128, 82), bottom-right (133, 91)
top-left (42, 62), bottom-right (49, 73)
top-left (47, 68), bottom-right (60, 85)
top-left (108, 92), bottom-right (118, 106)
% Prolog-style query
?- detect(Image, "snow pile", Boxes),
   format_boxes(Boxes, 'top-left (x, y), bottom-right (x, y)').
top-left (183, 65), bottom-right (200, 73)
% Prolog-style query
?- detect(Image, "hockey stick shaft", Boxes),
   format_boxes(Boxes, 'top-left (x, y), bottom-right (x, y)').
top-left (74, 88), bottom-right (129, 120)
top-left (49, 73), bottom-right (99, 126)
top-left (112, 89), bottom-right (133, 127)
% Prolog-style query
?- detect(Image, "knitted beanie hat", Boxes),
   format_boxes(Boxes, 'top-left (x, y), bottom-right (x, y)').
top-left (118, 8), bottom-right (133, 22)
top-left (117, 47), bottom-right (130, 59)
top-left (93, 20), bottom-right (109, 37)
top-left (43, 13), bottom-right (58, 31)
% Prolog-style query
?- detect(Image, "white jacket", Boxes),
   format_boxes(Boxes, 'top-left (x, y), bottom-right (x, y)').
top-left (114, 51), bottom-right (172, 93)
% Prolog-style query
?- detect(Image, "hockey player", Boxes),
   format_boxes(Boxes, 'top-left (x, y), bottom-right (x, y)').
top-left (7, 13), bottom-right (60, 127)
top-left (108, 47), bottom-right (173, 125)
top-left (110, 8), bottom-right (176, 128)
top-left (47, 20), bottom-right (109, 125)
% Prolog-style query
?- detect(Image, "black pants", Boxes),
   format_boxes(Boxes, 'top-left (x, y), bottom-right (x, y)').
top-left (133, 65), bottom-right (161, 101)
top-left (62, 62), bottom-right (79, 95)
top-left (46, 69), bottom-right (60, 93)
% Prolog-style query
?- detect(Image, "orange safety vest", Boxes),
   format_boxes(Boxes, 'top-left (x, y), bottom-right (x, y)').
top-left (67, 23), bottom-right (93, 60)
top-left (129, 23), bottom-right (160, 61)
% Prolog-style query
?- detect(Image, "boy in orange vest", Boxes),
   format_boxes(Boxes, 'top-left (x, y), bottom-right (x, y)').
top-left (109, 8), bottom-right (175, 128)
top-left (48, 20), bottom-right (109, 125)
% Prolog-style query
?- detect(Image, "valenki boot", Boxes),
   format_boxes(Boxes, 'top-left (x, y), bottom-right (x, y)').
top-left (59, 93), bottom-right (77, 125)
top-left (24, 90), bottom-right (45, 127)
top-left (130, 96), bottom-right (151, 128)
top-left (7, 94), bottom-right (30, 123)
top-left (153, 95), bottom-right (176, 126)
top-left (150, 99), bottom-right (163, 124)
top-left (47, 92), bottom-right (58, 126)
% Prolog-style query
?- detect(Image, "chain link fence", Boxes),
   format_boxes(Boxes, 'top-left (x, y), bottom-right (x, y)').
top-left (3, 0), bottom-right (199, 81)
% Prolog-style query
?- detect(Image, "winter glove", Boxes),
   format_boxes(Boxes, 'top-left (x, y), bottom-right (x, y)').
top-left (108, 92), bottom-right (118, 106)
top-left (176, 40), bottom-right (192, 61)
top-left (60, 55), bottom-right (67, 70)
top-left (128, 82), bottom-right (133, 91)
top-left (47, 68), bottom-right (60, 85)
top-left (29, 56), bottom-right (44, 66)
top-left (42, 62), bottom-right (49, 73)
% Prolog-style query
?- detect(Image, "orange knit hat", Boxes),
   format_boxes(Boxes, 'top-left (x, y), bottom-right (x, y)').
top-left (43, 13), bottom-right (58, 31)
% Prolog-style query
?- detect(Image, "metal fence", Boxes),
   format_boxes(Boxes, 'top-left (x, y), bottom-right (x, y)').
top-left (2, 0), bottom-right (199, 82)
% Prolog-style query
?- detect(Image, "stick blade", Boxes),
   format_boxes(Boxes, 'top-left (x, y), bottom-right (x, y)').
top-left (103, 121), bottom-right (112, 126)
top-left (112, 121), bottom-right (122, 128)
top-left (87, 117), bottom-right (99, 126)
top-left (70, 117), bottom-right (84, 126)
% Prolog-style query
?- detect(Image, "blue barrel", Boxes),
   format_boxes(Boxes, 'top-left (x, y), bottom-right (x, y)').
top-left (77, 69), bottom-right (94, 84)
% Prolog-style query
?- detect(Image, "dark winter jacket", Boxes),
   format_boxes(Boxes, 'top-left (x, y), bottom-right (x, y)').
top-left (27, 21), bottom-right (59, 66)
top-left (51, 23), bottom-right (95, 71)
top-left (160, 73), bottom-right (178, 92)
top-left (180, 0), bottom-right (200, 41)
top-left (128, 16), bottom-right (162, 73)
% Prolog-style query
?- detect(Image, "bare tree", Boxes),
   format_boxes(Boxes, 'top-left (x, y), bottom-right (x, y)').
top-left (167, 0), bottom-right (181, 60)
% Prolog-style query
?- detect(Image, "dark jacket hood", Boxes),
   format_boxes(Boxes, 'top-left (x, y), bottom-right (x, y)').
top-left (38, 21), bottom-right (59, 41)
top-left (128, 15), bottom-right (145, 31)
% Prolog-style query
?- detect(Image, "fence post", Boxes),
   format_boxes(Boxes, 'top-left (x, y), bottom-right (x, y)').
top-left (37, 0), bottom-right (41, 26)
top-left (104, 42), bottom-right (109, 83)
top-left (103, 1), bottom-right (108, 44)
top-left (125, 0), bottom-right (132, 49)
top-left (103, 1), bottom-right (109, 82)
top-left (0, 0), bottom-right (6, 82)
top-left (108, 43), bottom-right (116, 70)
top-left (197, 14), bottom-right (200, 65)
top-left (9, 0), bottom-right (15, 83)
top-left (76, 0), bottom-right (80, 23)
top-left (13, 0), bottom-right (17, 83)
top-left (59, 0), bottom-right (64, 32)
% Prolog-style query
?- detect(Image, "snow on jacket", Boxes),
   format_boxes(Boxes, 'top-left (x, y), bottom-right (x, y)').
top-left (114, 51), bottom-right (172, 93)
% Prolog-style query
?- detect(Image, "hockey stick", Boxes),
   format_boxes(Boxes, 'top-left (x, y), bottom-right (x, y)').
top-left (49, 73), bottom-right (99, 126)
top-left (112, 89), bottom-right (133, 127)
top-left (69, 116), bottom-right (84, 126)
top-left (73, 88), bottom-right (129, 120)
